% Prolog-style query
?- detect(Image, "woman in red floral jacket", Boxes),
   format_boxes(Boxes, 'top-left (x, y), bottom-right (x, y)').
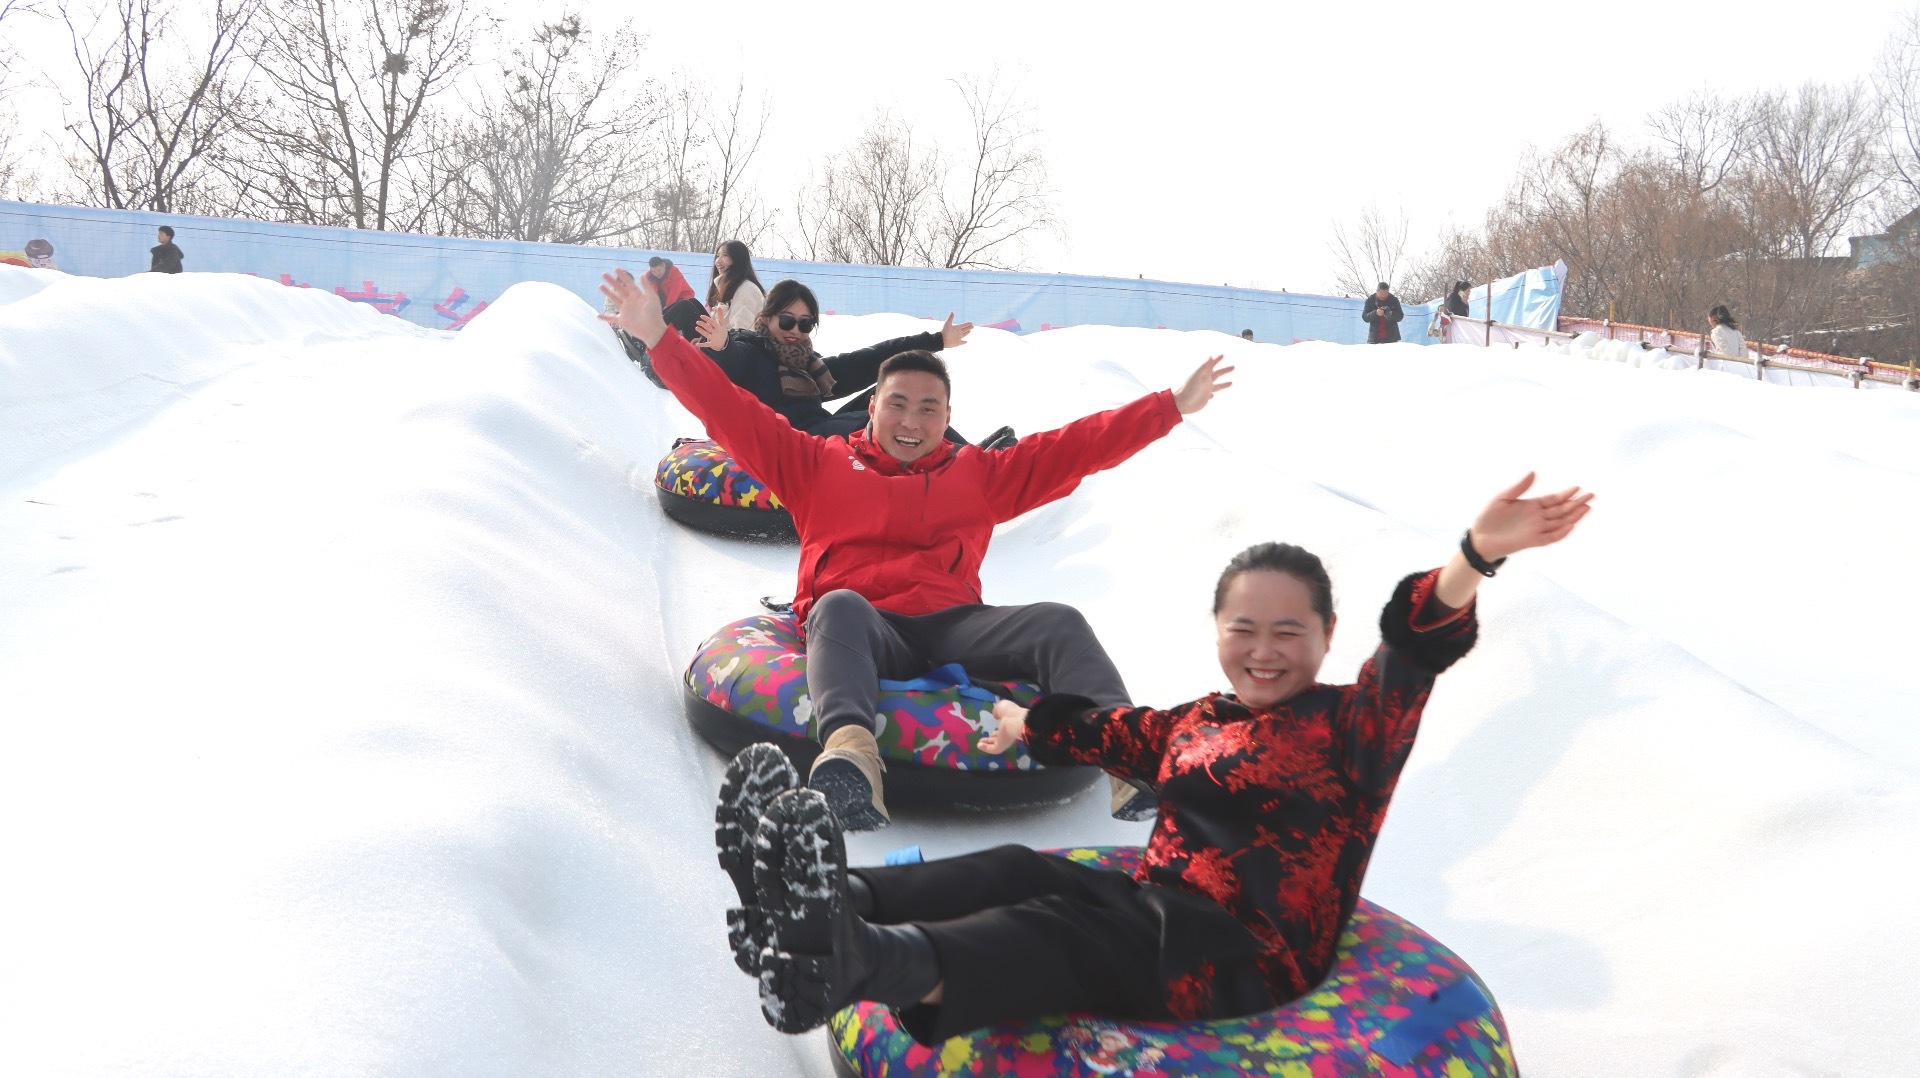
top-left (724, 475), bottom-right (1592, 1043)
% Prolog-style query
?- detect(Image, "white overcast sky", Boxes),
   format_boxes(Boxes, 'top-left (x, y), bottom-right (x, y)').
top-left (6, 0), bottom-right (1914, 293)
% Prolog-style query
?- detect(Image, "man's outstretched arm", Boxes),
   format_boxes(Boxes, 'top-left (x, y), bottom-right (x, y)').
top-left (600, 268), bottom-right (816, 499)
top-left (981, 355), bottom-right (1233, 520)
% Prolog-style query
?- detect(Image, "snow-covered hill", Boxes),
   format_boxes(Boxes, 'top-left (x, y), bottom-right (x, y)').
top-left (1, 265), bottom-right (1914, 1076)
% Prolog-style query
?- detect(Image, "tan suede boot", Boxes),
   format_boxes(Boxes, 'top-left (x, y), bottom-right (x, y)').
top-left (1109, 774), bottom-right (1158, 821)
top-left (809, 725), bottom-right (889, 832)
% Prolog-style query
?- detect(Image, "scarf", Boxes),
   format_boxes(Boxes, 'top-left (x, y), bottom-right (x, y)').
top-left (755, 314), bottom-right (836, 398)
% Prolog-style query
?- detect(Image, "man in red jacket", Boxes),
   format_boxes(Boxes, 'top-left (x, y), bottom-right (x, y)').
top-left (601, 268), bottom-right (1232, 830)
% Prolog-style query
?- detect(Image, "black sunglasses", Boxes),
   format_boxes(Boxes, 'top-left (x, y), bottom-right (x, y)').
top-left (776, 313), bottom-right (818, 334)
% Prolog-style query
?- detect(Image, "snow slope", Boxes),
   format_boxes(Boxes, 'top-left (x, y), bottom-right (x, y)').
top-left (0, 264), bottom-right (1915, 1076)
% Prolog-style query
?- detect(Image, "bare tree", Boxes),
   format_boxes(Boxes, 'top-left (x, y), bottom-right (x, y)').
top-left (0, 0), bottom-right (33, 195)
top-left (791, 109), bottom-right (941, 265)
top-left (922, 72), bottom-right (1051, 269)
top-left (1738, 81), bottom-right (1883, 259)
top-left (1327, 201), bottom-right (1409, 296)
top-left (1648, 88), bottom-right (1755, 194)
top-left (56, 0), bottom-right (261, 213)
top-left (430, 14), bottom-right (660, 245)
top-left (645, 74), bottom-right (774, 253)
top-left (1401, 220), bottom-right (1495, 303)
top-left (239, 0), bottom-right (480, 231)
top-left (1874, 6), bottom-right (1920, 211)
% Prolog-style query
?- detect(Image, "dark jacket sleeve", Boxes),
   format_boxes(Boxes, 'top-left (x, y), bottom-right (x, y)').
top-left (1386, 298), bottom-right (1404, 323)
top-left (1020, 693), bottom-right (1182, 784)
top-left (704, 332), bottom-right (770, 389)
top-left (820, 331), bottom-right (944, 402)
top-left (1341, 569), bottom-right (1478, 793)
top-left (1361, 296), bottom-right (1378, 323)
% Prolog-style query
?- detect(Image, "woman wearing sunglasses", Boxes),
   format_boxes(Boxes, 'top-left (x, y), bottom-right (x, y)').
top-left (691, 279), bottom-right (1002, 444)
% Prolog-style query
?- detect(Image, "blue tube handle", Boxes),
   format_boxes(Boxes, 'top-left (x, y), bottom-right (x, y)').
top-left (884, 845), bottom-right (925, 866)
top-left (1372, 977), bottom-right (1494, 1065)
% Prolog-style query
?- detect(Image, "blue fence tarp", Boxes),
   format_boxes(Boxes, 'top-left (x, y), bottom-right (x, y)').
top-left (1465, 260), bottom-right (1566, 330)
top-left (1, 201), bottom-right (1469, 346)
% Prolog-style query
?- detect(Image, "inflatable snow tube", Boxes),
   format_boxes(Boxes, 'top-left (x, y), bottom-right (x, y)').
top-left (828, 846), bottom-right (1516, 1078)
top-left (654, 438), bottom-right (796, 541)
top-left (682, 613), bottom-right (1100, 811)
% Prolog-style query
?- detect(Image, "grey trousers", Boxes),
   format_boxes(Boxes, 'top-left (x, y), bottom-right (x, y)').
top-left (803, 589), bottom-right (1131, 742)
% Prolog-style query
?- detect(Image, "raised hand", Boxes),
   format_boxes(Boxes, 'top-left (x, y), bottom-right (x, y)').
top-left (979, 699), bottom-right (1028, 755)
top-left (598, 269), bottom-right (666, 347)
top-left (1469, 473), bottom-right (1595, 560)
top-left (694, 309), bottom-right (729, 351)
top-left (1173, 355), bottom-right (1234, 414)
top-left (941, 313), bottom-right (974, 350)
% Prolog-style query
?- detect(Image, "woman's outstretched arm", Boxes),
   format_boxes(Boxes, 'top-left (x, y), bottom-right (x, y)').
top-left (1435, 472), bottom-right (1595, 608)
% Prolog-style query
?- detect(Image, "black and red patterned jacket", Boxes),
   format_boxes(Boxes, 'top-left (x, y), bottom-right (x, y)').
top-left (1021, 569), bottom-right (1477, 1016)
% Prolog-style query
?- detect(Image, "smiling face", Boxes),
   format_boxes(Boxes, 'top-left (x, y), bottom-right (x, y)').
top-left (768, 297), bottom-right (814, 347)
top-left (868, 370), bottom-right (950, 463)
top-left (1215, 570), bottom-right (1334, 708)
top-left (713, 248), bottom-right (732, 274)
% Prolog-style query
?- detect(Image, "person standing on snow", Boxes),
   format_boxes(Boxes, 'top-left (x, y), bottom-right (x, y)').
top-left (1707, 306), bottom-right (1746, 359)
top-left (1362, 282), bottom-right (1402, 343)
top-left (600, 266), bottom-right (1232, 831)
top-left (717, 476), bottom-right (1592, 1042)
top-left (149, 226), bottom-right (183, 274)
top-left (1445, 280), bottom-right (1471, 317)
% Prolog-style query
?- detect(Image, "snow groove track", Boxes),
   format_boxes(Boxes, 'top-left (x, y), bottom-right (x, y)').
top-left (0, 267), bottom-right (1915, 1076)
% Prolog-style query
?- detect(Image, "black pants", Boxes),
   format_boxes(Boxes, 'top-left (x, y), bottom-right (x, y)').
top-left (662, 297), bottom-right (707, 340)
top-left (803, 591), bottom-right (1130, 743)
top-left (853, 845), bottom-right (1274, 1045)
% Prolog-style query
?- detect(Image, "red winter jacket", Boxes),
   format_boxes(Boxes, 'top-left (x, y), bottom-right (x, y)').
top-left (1021, 570), bottom-right (1478, 1017)
top-left (651, 264), bottom-right (698, 307)
top-left (646, 329), bottom-right (1183, 621)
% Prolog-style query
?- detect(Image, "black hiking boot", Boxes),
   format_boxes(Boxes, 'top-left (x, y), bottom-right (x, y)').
top-left (752, 789), bottom-right (939, 1033)
top-left (716, 744), bottom-right (799, 974)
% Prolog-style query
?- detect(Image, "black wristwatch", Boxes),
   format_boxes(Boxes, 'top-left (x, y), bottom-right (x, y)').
top-left (1461, 530), bottom-right (1507, 577)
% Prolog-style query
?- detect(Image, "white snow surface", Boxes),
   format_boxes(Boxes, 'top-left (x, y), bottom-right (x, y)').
top-left (1, 264), bottom-right (1916, 1076)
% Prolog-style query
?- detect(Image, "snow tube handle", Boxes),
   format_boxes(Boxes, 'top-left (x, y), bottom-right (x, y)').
top-left (884, 845), bottom-right (925, 866)
top-left (877, 663), bottom-right (998, 703)
top-left (1371, 976), bottom-right (1494, 1065)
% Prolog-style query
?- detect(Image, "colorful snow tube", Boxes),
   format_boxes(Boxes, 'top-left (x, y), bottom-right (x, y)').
top-left (829, 846), bottom-right (1516, 1078)
top-left (683, 613), bottom-right (1099, 811)
top-left (654, 438), bottom-right (796, 541)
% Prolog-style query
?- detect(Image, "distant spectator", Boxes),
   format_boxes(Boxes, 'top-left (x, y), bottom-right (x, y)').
top-left (1362, 282), bottom-right (1403, 344)
top-left (150, 226), bottom-right (183, 274)
top-left (1240, 329), bottom-right (1255, 341)
top-left (1707, 305), bottom-right (1746, 358)
top-left (647, 256), bottom-right (704, 339)
top-left (707, 240), bottom-right (767, 333)
top-left (1445, 280), bottom-right (1471, 317)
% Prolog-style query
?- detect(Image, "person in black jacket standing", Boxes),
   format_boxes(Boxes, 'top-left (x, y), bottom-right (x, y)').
top-left (1445, 280), bottom-right (1472, 317)
top-left (149, 226), bottom-right (183, 274)
top-left (1362, 282), bottom-right (1402, 343)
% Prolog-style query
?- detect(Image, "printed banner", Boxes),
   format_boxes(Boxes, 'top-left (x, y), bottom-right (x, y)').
top-left (1, 200), bottom-right (1447, 345)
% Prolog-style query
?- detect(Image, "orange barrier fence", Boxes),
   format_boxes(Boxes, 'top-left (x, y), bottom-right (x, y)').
top-left (1437, 313), bottom-right (1919, 391)
top-left (1557, 317), bottom-right (1917, 384)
